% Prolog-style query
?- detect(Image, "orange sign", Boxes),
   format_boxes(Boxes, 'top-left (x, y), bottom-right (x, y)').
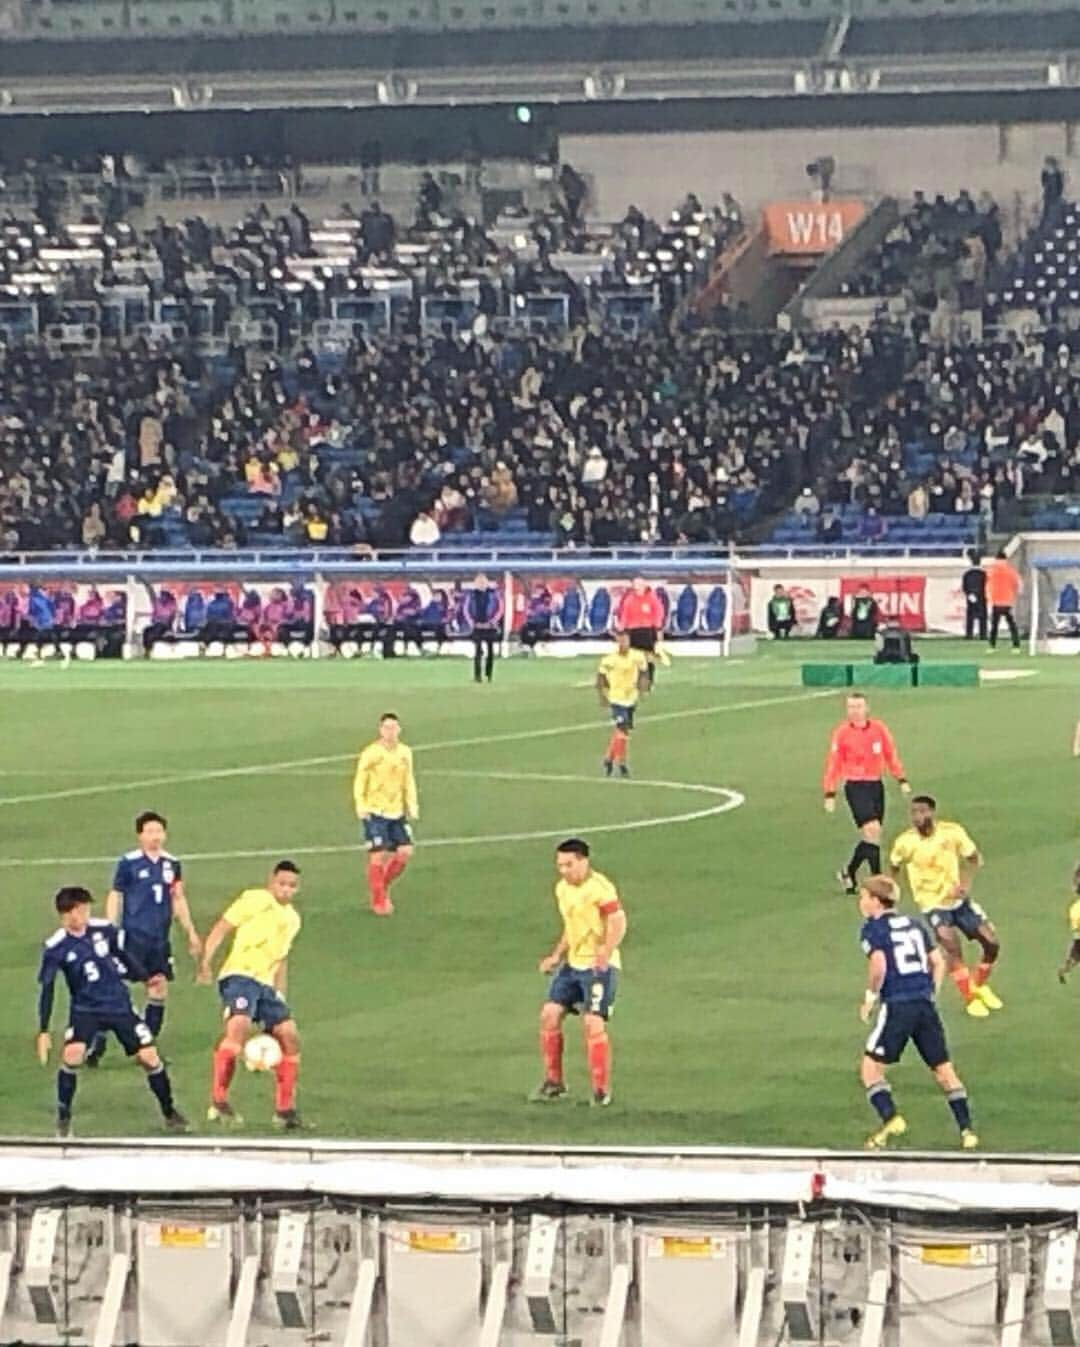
top-left (762, 200), bottom-right (866, 255)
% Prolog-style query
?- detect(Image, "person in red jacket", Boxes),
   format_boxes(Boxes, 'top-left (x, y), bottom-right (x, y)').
top-left (615, 576), bottom-right (664, 688)
top-left (823, 692), bottom-right (911, 894)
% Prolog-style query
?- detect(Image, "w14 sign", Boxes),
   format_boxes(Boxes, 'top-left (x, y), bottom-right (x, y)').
top-left (762, 200), bottom-right (866, 255)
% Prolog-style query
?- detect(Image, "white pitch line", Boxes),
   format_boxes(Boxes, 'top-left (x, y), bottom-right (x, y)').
top-left (0, 775), bottom-right (744, 869)
top-left (0, 688), bottom-right (830, 809)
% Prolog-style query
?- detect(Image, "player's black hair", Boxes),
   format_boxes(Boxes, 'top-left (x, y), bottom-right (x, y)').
top-left (912, 794), bottom-right (937, 810)
top-left (556, 838), bottom-right (590, 858)
top-left (135, 810), bottom-right (167, 834)
top-left (273, 860), bottom-right (301, 876)
top-left (55, 886), bottom-right (93, 913)
top-left (379, 711), bottom-right (399, 723)
top-left (996, 547), bottom-right (1008, 559)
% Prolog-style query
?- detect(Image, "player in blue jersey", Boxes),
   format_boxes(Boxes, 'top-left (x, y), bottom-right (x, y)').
top-left (86, 811), bottom-right (200, 1066)
top-left (36, 886), bottom-right (188, 1138)
top-left (857, 875), bottom-right (978, 1151)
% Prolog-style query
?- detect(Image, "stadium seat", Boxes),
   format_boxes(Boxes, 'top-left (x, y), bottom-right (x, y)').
top-left (671, 585), bottom-right (698, 635)
top-left (587, 589), bottom-right (612, 634)
top-left (554, 588), bottom-right (583, 634)
top-left (700, 587), bottom-right (727, 635)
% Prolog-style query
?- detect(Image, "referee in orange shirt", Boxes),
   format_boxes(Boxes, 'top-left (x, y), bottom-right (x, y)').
top-left (823, 692), bottom-right (911, 894)
top-left (616, 576), bottom-right (665, 688)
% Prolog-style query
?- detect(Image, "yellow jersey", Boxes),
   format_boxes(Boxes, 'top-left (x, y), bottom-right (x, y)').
top-left (889, 822), bottom-right (979, 913)
top-left (556, 868), bottom-right (623, 971)
top-left (219, 888), bottom-right (302, 986)
top-left (598, 649), bottom-right (648, 708)
top-left (1068, 899), bottom-right (1080, 933)
top-left (353, 740), bottom-right (419, 820)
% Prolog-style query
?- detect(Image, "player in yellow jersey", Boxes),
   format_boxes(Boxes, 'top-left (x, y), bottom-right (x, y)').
top-left (889, 795), bottom-right (1002, 1019)
top-left (197, 860), bottom-right (303, 1129)
top-left (1055, 862), bottom-right (1080, 983)
top-left (597, 630), bottom-right (649, 779)
top-left (531, 838), bottom-right (627, 1107)
top-left (353, 712), bottom-right (419, 917)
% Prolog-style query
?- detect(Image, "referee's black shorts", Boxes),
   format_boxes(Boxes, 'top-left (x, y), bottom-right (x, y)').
top-left (845, 780), bottom-right (885, 828)
top-left (626, 626), bottom-right (658, 654)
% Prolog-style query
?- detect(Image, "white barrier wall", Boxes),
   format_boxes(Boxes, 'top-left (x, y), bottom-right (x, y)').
top-left (2, 1142), bottom-right (1080, 1347)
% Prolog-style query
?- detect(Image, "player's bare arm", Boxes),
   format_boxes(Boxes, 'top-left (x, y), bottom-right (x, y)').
top-left (953, 851), bottom-right (982, 900)
top-left (197, 917), bottom-right (235, 984)
top-left (596, 672), bottom-right (609, 706)
top-left (274, 959), bottom-right (288, 996)
top-left (860, 949), bottom-right (887, 1021)
top-left (104, 888), bottom-right (122, 925)
top-left (539, 935), bottom-right (569, 975)
top-left (1073, 720), bottom-right (1080, 757)
top-left (927, 945), bottom-right (947, 995)
top-left (594, 908), bottom-right (627, 972)
top-left (171, 882), bottom-right (202, 959)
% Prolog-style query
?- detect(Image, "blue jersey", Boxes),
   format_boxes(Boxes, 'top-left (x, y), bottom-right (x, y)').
top-left (37, 919), bottom-right (135, 1020)
top-left (112, 850), bottom-right (182, 940)
top-left (860, 912), bottom-right (936, 1003)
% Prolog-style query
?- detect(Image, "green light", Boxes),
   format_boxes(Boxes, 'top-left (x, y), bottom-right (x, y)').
top-left (514, 104), bottom-right (533, 125)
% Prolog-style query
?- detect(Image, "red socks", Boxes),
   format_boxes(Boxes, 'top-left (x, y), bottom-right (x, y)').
top-left (368, 853), bottom-right (409, 912)
top-left (951, 965), bottom-right (974, 1002)
top-left (587, 1034), bottom-right (611, 1095)
top-left (605, 731), bottom-right (628, 763)
top-left (972, 961), bottom-right (995, 987)
top-left (211, 1041), bottom-right (240, 1105)
top-left (367, 856), bottom-right (389, 911)
top-left (384, 853), bottom-right (409, 886)
top-left (541, 1029), bottom-right (564, 1084)
top-left (274, 1055), bottom-right (300, 1112)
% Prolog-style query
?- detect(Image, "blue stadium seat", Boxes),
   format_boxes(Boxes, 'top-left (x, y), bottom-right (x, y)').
top-left (555, 587), bottom-right (583, 634)
top-left (587, 588), bottom-right (612, 634)
top-left (701, 587), bottom-right (726, 635)
top-left (671, 585), bottom-right (698, 635)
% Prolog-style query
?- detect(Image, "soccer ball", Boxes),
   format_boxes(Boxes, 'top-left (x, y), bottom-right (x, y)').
top-left (243, 1034), bottom-right (282, 1072)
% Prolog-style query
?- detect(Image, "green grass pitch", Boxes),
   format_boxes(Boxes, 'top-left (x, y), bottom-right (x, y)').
top-left (1, 642), bottom-right (1077, 1152)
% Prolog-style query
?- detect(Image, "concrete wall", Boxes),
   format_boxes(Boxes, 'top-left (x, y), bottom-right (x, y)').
top-left (566, 120), bottom-right (1074, 222)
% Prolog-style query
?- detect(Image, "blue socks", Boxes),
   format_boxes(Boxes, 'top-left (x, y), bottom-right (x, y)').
top-left (57, 1067), bottom-right (78, 1118)
top-left (867, 1082), bottom-right (896, 1123)
top-left (947, 1087), bottom-right (972, 1132)
top-left (145, 1001), bottom-right (165, 1038)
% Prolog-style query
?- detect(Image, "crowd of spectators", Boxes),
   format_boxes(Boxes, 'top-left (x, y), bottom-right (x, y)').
top-left (1, 162), bottom-right (1080, 556)
top-left (837, 190), bottom-right (1001, 311)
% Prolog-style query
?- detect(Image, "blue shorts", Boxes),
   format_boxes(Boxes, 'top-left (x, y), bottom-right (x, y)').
top-left (218, 975), bottom-right (292, 1030)
top-left (609, 703), bottom-right (636, 731)
top-left (546, 964), bottom-right (618, 1020)
top-left (864, 998), bottom-right (948, 1068)
top-left (67, 1005), bottom-right (154, 1056)
top-left (120, 932), bottom-right (175, 982)
top-left (928, 899), bottom-right (991, 941)
top-left (362, 814), bottom-right (412, 852)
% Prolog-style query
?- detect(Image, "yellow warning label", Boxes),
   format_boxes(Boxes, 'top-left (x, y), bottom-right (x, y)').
top-left (406, 1230), bottom-right (471, 1254)
top-left (919, 1244), bottom-right (988, 1267)
top-left (159, 1225), bottom-right (207, 1249)
top-left (648, 1236), bottom-right (727, 1259)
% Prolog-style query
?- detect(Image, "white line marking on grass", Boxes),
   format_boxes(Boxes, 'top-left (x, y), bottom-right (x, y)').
top-left (0, 688), bottom-right (831, 809)
top-left (0, 774), bottom-right (744, 868)
top-left (979, 669), bottom-right (1038, 682)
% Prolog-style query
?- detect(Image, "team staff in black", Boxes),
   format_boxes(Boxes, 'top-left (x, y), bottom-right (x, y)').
top-left (849, 587), bottom-right (880, 640)
top-left (961, 552), bottom-right (987, 642)
top-left (466, 573), bottom-right (503, 684)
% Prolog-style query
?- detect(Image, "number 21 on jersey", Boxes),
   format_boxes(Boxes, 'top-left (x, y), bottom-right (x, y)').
top-left (891, 924), bottom-right (929, 975)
